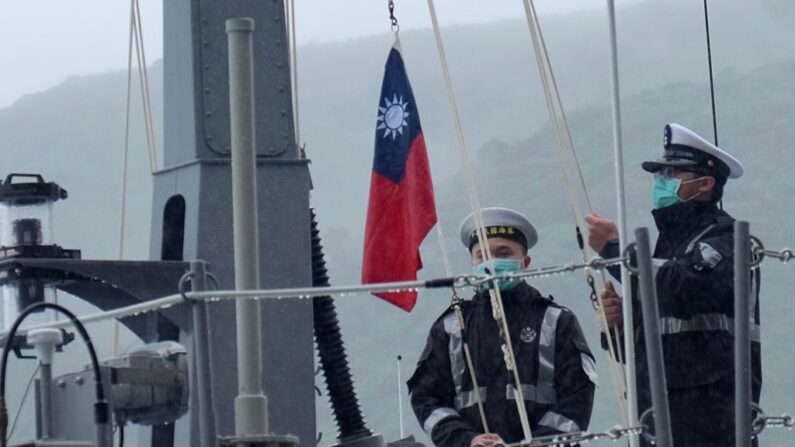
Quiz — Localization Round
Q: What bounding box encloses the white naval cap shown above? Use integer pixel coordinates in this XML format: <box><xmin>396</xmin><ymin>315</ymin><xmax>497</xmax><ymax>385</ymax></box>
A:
<box><xmin>458</xmin><ymin>207</ymin><xmax>538</xmax><ymax>251</ymax></box>
<box><xmin>642</xmin><ymin>123</ymin><xmax>743</xmax><ymax>179</ymax></box>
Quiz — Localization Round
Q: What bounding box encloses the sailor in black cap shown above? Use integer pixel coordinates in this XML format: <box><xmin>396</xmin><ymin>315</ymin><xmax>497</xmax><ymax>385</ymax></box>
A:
<box><xmin>408</xmin><ymin>207</ymin><xmax>595</xmax><ymax>447</ymax></box>
<box><xmin>585</xmin><ymin>123</ymin><xmax>762</xmax><ymax>446</ymax></box>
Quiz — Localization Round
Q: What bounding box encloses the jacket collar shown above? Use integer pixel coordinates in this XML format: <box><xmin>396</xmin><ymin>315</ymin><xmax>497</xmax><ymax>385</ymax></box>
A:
<box><xmin>473</xmin><ymin>281</ymin><xmax>543</xmax><ymax>305</ymax></box>
<box><xmin>651</xmin><ymin>201</ymin><xmax>720</xmax><ymax>233</ymax></box>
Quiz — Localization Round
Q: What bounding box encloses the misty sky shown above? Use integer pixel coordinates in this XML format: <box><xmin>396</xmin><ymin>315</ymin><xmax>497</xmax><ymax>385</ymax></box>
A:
<box><xmin>0</xmin><ymin>0</ymin><xmax>640</xmax><ymax>108</ymax></box>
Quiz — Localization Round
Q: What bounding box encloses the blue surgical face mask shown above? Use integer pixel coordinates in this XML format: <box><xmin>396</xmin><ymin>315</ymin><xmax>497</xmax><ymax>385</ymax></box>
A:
<box><xmin>473</xmin><ymin>258</ymin><xmax>524</xmax><ymax>291</ymax></box>
<box><xmin>652</xmin><ymin>176</ymin><xmax>683</xmax><ymax>209</ymax></box>
<box><xmin>652</xmin><ymin>175</ymin><xmax>705</xmax><ymax>209</ymax></box>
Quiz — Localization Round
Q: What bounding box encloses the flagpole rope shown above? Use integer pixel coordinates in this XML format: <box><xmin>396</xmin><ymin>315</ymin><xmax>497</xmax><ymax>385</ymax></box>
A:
<box><xmin>115</xmin><ymin>0</ymin><xmax>138</xmax><ymax>358</ymax></box>
<box><xmin>427</xmin><ymin>0</ymin><xmax>534</xmax><ymax>441</ymax></box>
<box><xmin>518</xmin><ymin>7</ymin><xmax>631</xmax><ymax>418</ymax></box>
<box><xmin>435</xmin><ymin>225</ymin><xmax>454</xmax><ymax>278</ymax></box>
<box><xmin>113</xmin><ymin>0</ymin><xmax>159</xmax><ymax>358</ymax></box>
<box><xmin>132</xmin><ymin>0</ymin><xmax>158</xmax><ymax>174</ymax></box>
<box><xmin>522</xmin><ymin>0</ymin><xmax>629</xmax><ymax>423</ymax></box>
<box><xmin>394</xmin><ymin>10</ymin><xmax>470</xmax><ymax>427</ymax></box>
<box><xmin>520</xmin><ymin>0</ymin><xmax>629</xmax><ymax>423</ymax></box>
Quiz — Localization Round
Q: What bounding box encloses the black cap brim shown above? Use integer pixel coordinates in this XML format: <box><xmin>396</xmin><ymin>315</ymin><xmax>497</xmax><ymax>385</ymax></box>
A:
<box><xmin>641</xmin><ymin>158</ymin><xmax>699</xmax><ymax>173</ymax></box>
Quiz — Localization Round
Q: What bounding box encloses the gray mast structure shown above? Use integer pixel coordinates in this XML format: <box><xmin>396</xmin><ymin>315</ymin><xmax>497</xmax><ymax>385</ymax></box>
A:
<box><xmin>149</xmin><ymin>1</ymin><xmax>314</xmax><ymax>445</ymax></box>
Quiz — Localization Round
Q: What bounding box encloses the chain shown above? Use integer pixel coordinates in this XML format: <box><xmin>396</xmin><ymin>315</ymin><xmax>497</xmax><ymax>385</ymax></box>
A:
<box><xmin>755</xmin><ymin>414</ymin><xmax>795</xmax><ymax>431</ymax></box>
<box><xmin>503</xmin><ymin>425</ymin><xmax>644</xmax><ymax>447</ymax></box>
<box><xmin>752</xmin><ymin>405</ymin><xmax>794</xmax><ymax>436</ymax></box>
<box><xmin>585</xmin><ymin>273</ymin><xmax>599</xmax><ymax>310</ymax></box>
<box><xmin>756</xmin><ymin>248</ymin><xmax>794</xmax><ymax>264</ymax></box>
<box><xmin>388</xmin><ymin>0</ymin><xmax>399</xmax><ymax>33</ymax></box>
<box><xmin>750</xmin><ymin>235</ymin><xmax>793</xmax><ymax>266</ymax></box>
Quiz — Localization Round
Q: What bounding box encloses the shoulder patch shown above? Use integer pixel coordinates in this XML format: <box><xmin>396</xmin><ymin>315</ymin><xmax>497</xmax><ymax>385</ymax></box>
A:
<box><xmin>694</xmin><ymin>241</ymin><xmax>724</xmax><ymax>271</ymax></box>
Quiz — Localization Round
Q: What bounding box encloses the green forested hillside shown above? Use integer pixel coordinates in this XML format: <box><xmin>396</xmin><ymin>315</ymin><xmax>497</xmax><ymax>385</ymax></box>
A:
<box><xmin>1</xmin><ymin>0</ymin><xmax>793</xmax><ymax>445</ymax></box>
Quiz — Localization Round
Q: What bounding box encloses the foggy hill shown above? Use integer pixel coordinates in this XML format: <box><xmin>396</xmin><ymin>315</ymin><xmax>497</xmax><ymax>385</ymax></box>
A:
<box><xmin>1</xmin><ymin>0</ymin><xmax>794</xmax><ymax>445</ymax></box>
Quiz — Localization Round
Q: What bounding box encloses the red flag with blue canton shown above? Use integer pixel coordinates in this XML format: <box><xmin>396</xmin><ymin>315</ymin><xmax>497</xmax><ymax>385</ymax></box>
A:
<box><xmin>362</xmin><ymin>42</ymin><xmax>438</xmax><ymax>312</ymax></box>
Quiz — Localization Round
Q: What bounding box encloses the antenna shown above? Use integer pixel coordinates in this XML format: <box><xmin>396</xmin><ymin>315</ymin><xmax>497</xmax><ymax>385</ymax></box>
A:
<box><xmin>397</xmin><ymin>355</ymin><xmax>404</xmax><ymax>438</ymax></box>
<box><xmin>703</xmin><ymin>0</ymin><xmax>718</xmax><ymax>146</ymax></box>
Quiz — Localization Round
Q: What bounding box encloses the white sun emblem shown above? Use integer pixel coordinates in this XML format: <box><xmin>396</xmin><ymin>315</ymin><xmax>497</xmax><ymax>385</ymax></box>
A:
<box><xmin>377</xmin><ymin>94</ymin><xmax>410</xmax><ymax>140</ymax></box>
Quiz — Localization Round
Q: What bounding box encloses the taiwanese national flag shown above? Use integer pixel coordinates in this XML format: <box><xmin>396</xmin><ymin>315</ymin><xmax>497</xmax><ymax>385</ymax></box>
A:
<box><xmin>361</xmin><ymin>42</ymin><xmax>438</xmax><ymax>312</ymax></box>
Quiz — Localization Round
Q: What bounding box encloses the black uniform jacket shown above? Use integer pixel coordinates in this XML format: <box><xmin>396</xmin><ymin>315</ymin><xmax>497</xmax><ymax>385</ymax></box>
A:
<box><xmin>407</xmin><ymin>282</ymin><xmax>596</xmax><ymax>447</ymax></box>
<box><xmin>602</xmin><ymin>201</ymin><xmax>762</xmax><ymax>445</ymax></box>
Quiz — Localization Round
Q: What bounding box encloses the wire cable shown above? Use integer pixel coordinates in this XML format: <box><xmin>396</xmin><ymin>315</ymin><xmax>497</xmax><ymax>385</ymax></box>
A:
<box><xmin>0</xmin><ymin>302</ymin><xmax>107</xmax><ymax>447</ymax></box>
<box><xmin>703</xmin><ymin>0</ymin><xmax>719</xmax><ymax>146</ymax></box>
<box><xmin>4</xmin><ymin>365</ymin><xmax>39</xmax><ymax>443</ymax></box>
<box><xmin>0</xmin><ymin>256</ymin><xmax>627</xmax><ymax>341</ymax></box>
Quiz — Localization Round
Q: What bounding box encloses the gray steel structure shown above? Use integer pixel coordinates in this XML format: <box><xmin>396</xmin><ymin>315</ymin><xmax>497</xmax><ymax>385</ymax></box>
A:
<box><xmin>148</xmin><ymin>0</ymin><xmax>314</xmax><ymax>445</ymax></box>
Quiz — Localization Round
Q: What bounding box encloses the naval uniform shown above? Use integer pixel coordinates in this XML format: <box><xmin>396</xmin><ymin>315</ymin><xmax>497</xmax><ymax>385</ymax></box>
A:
<box><xmin>602</xmin><ymin>201</ymin><xmax>762</xmax><ymax>446</ymax></box>
<box><xmin>408</xmin><ymin>282</ymin><xmax>596</xmax><ymax>447</ymax></box>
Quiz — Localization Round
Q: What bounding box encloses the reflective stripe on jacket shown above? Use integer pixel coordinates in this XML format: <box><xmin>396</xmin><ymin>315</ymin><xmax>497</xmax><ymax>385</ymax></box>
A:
<box><xmin>407</xmin><ymin>282</ymin><xmax>596</xmax><ymax>447</ymax></box>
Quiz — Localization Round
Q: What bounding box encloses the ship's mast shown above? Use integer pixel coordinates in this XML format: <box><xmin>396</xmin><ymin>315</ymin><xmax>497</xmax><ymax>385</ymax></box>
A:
<box><xmin>150</xmin><ymin>0</ymin><xmax>314</xmax><ymax>445</ymax></box>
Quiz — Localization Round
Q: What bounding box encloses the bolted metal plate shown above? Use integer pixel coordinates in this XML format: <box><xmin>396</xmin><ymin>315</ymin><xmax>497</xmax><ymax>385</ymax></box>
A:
<box><xmin>198</xmin><ymin>0</ymin><xmax>295</xmax><ymax>157</ymax></box>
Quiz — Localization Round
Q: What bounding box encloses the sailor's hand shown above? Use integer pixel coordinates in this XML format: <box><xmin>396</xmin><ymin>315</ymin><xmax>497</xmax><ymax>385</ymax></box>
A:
<box><xmin>585</xmin><ymin>212</ymin><xmax>619</xmax><ymax>252</ymax></box>
<box><xmin>470</xmin><ymin>433</ymin><xmax>505</xmax><ymax>447</ymax></box>
<box><xmin>602</xmin><ymin>281</ymin><xmax>623</xmax><ymax>329</ymax></box>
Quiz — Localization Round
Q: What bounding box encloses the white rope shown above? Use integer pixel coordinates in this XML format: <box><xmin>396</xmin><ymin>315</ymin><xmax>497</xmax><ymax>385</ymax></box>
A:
<box><xmin>132</xmin><ymin>0</ymin><xmax>158</xmax><ymax>174</ymax></box>
<box><xmin>520</xmin><ymin>0</ymin><xmax>629</xmax><ymax>423</ymax></box>
<box><xmin>435</xmin><ymin>225</ymin><xmax>454</xmax><ymax>277</ymax></box>
<box><xmin>136</xmin><ymin>0</ymin><xmax>158</xmax><ymax>172</ymax></box>
<box><xmin>114</xmin><ymin>0</ymin><xmax>139</xmax><ymax>357</ymax></box>
<box><xmin>427</xmin><ymin>0</ymin><xmax>533</xmax><ymax>440</ymax></box>
<box><xmin>112</xmin><ymin>0</ymin><xmax>159</xmax><ymax>356</ymax></box>
<box><xmin>521</xmin><ymin>0</ymin><xmax>629</xmax><ymax>421</ymax></box>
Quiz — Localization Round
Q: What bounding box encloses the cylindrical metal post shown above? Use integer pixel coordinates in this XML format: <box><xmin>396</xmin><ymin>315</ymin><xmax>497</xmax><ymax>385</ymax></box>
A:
<box><xmin>606</xmin><ymin>2</ymin><xmax>639</xmax><ymax>445</ymax></box>
<box><xmin>95</xmin><ymin>416</ymin><xmax>111</xmax><ymax>447</ymax></box>
<box><xmin>27</xmin><ymin>327</ymin><xmax>62</xmax><ymax>441</ymax></box>
<box><xmin>39</xmin><ymin>363</ymin><xmax>53</xmax><ymax>438</ymax></box>
<box><xmin>227</xmin><ymin>17</ymin><xmax>269</xmax><ymax>437</ymax></box>
<box><xmin>734</xmin><ymin>221</ymin><xmax>751</xmax><ymax>446</ymax></box>
<box><xmin>634</xmin><ymin>227</ymin><xmax>673</xmax><ymax>447</ymax></box>
<box><xmin>191</xmin><ymin>260</ymin><xmax>219</xmax><ymax>447</ymax></box>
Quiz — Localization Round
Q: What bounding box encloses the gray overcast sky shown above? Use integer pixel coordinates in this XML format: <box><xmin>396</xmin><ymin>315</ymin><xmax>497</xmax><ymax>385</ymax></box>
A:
<box><xmin>0</xmin><ymin>0</ymin><xmax>639</xmax><ymax>108</ymax></box>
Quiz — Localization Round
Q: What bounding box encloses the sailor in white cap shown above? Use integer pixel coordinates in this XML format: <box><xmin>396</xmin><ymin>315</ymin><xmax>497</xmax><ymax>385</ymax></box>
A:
<box><xmin>457</xmin><ymin>207</ymin><xmax>538</xmax><ymax>288</ymax></box>
<box><xmin>408</xmin><ymin>207</ymin><xmax>596</xmax><ymax>447</ymax></box>
<box><xmin>585</xmin><ymin>123</ymin><xmax>761</xmax><ymax>446</ymax></box>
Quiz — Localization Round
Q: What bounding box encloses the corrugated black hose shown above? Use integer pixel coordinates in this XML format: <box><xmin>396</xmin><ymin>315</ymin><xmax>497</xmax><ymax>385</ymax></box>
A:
<box><xmin>311</xmin><ymin>209</ymin><xmax>372</xmax><ymax>441</ymax></box>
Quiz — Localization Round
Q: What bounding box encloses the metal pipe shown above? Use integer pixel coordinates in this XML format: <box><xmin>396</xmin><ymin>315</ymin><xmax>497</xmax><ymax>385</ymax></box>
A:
<box><xmin>39</xmin><ymin>363</ymin><xmax>53</xmax><ymax>439</ymax></box>
<box><xmin>227</xmin><ymin>17</ymin><xmax>269</xmax><ymax>437</ymax></box>
<box><xmin>190</xmin><ymin>260</ymin><xmax>218</xmax><ymax>447</ymax></box>
<box><xmin>95</xmin><ymin>413</ymin><xmax>111</xmax><ymax>447</ymax></box>
<box><xmin>634</xmin><ymin>227</ymin><xmax>672</xmax><ymax>447</ymax></box>
<box><xmin>605</xmin><ymin>3</ymin><xmax>638</xmax><ymax>445</ymax></box>
<box><xmin>734</xmin><ymin>221</ymin><xmax>751</xmax><ymax>446</ymax></box>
